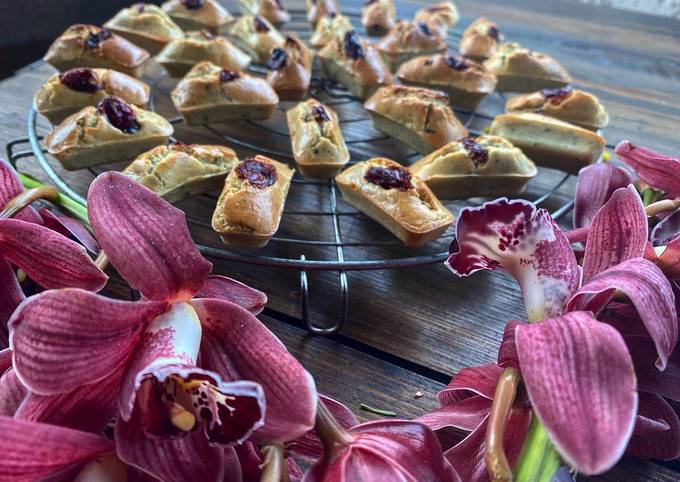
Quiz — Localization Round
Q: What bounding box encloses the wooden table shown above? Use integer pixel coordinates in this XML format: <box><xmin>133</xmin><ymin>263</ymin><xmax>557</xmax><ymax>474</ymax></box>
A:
<box><xmin>2</xmin><ymin>0</ymin><xmax>680</xmax><ymax>480</ymax></box>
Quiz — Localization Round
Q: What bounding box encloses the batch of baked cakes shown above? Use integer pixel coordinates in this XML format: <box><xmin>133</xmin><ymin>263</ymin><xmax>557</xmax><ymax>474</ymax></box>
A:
<box><xmin>35</xmin><ymin>0</ymin><xmax>608</xmax><ymax>248</ymax></box>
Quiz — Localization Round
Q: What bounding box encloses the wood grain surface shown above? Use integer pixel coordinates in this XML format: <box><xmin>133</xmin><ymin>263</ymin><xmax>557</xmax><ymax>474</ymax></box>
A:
<box><xmin>2</xmin><ymin>0</ymin><xmax>679</xmax><ymax>479</ymax></box>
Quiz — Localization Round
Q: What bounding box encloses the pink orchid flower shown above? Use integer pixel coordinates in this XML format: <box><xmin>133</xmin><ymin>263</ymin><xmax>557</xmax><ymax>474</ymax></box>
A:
<box><xmin>8</xmin><ymin>172</ymin><xmax>317</xmax><ymax>478</ymax></box>
<box><xmin>0</xmin><ymin>159</ymin><xmax>107</xmax><ymax>348</ymax></box>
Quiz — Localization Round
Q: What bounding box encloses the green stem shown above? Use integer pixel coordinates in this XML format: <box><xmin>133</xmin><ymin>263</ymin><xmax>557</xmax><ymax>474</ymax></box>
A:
<box><xmin>513</xmin><ymin>418</ymin><xmax>560</xmax><ymax>482</ymax></box>
<box><xmin>19</xmin><ymin>173</ymin><xmax>89</xmax><ymax>226</ymax></box>
<box><xmin>359</xmin><ymin>404</ymin><xmax>397</xmax><ymax>417</ymax></box>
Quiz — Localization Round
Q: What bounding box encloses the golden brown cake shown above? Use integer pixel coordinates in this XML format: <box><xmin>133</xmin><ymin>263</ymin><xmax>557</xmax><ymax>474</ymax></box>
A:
<box><xmin>459</xmin><ymin>17</ymin><xmax>501</xmax><ymax>61</ymax></box>
<box><xmin>364</xmin><ymin>85</ymin><xmax>468</xmax><ymax>154</ymax></box>
<box><xmin>335</xmin><ymin>157</ymin><xmax>453</xmax><ymax>246</ymax></box>
<box><xmin>377</xmin><ymin>21</ymin><xmax>447</xmax><ymax>71</ymax></box>
<box><xmin>266</xmin><ymin>35</ymin><xmax>313</xmax><ymax>101</ymax></box>
<box><xmin>44</xmin><ymin>24</ymin><xmax>150</xmax><ymax>77</ymax></box>
<box><xmin>361</xmin><ymin>0</ymin><xmax>397</xmax><ymax>36</ymax></box>
<box><xmin>318</xmin><ymin>31</ymin><xmax>393</xmax><ymax>99</ymax></box>
<box><xmin>156</xmin><ymin>30</ymin><xmax>251</xmax><ymax>78</ymax></box>
<box><xmin>239</xmin><ymin>0</ymin><xmax>290</xmax><ymax>25</ymax></box>
<box><xmin>228</xmin><ymin>14</ymin><xmax>285</xmax><ymax>63</ymax></box>
<box><xmin>212</xmin><ymin>155</ymin><xmax>294</xmax><ymax>247</ymax></box>
<box><xmin>161</xmin><ymin>0</ymin><xmax>234</xmax><ymax>33</ymax></box>
<box><xmin>396</xmin><ymin>54</ymin><xmax>496</xmax><ymax>111</ymax></box>
<box><xmin>483</xmin><ymin>43</ymin><xmax>572</xmax><ymax>92</ymax></box>
<box><xmin>44</xmin><ymin>96</ymin><xmax>173</xmax><ymax>170</ymax></box>
<box><xmin>306</xmin><ymin>0</ymin><xmax>339</xmax><ymax>25</ymax></box>
<box><xmin>34</xmin><ymin>68</ymin><xmax>150</xmax><ymax>125</ymax></box>
<box><xmin>490</xmin><ymin>112</ymin><xmax>605</xmax><ymax>173</ymax></box>
<box><xmin>286</xmin><ymin>100</ymin><xmax>350</xmax><ymax>178</ymax></box>
<box><xmin>413</xmin><ymin>2</ymin><xmax>460</xmax><ymax>37</ymax></box>
<box><xmin>410</xmin><ymin>135</ymin><xmax>537</xmax><ymax>199</ymax></box>
<box><xmin>310</xmin><ymin>14</ymin><xmax>353</xmax><ymax>48</ymax></box>
<box><xmin>171</xmin><ymin>61</ymin><xmax>279</xmax><ymax>125</ymax></box>
<box><xmin>104</xmin><ymin>3</ymin><xmax>184</xmax><ymax>54</ymax></box>
<box><xmin>505</xmin><ymin>86</ymin><xmax>609</xmax><ymax>130</ymax></box>
<box><xmin>124</xmin><ymin>143</ymin><xmax>239</xmax><ymax>202</ymax></box>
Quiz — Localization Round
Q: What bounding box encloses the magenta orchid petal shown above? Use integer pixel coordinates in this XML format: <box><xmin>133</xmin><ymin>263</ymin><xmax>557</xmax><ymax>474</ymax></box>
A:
<box><xmin>418</xmin><ymin>395</ymin><xmax>491</xmax><ymax>433</ymax></box>
<box><xmin>568</xmin><ymin>258</ymin><xmax>677</xmax><ymax>369</ymax></box>
<box><xmin>234</xmin><ymin>443</ymin><xmax>263</xmax><ymax>480</ymax></box>
<box><xmin>116</xmin><ymin>407</ymin><xmax>226</xmax><ymax>482</ymax></box>
<box><xmin>516</xmin><ymin>311</ymin><xmax>637</xmax><ymax>475</ymax></box>
<box><xmin>223</xmin><ymin>448</ymin><xmax>244</xmax><ymax>482</ymax></box>
<box><xmin>193</xmin><ymin>298</ymin><xmax>317</xmax><ymax>444</ymax></box>
<box><xmin>565</xmin><ymin>227</ymin><xmax>589</xmax><ymax>245</ymax></box>
<box><xmin>581</xmin><ymin>186</ymin><xmax>647</xmax><ymax>282</ymax></box>
<box><xmin>38</xmin><ymin>208</ymin><xmax>100</xmax><ymax>254</ymax></box>
<box><xmin>574</xmin><ymin>163</ymin><xmax>633</xmax><ymax>229</ymax></box>
<box><xmin>0</xmin><ymin>158</ymin><xmax>24</xmax><ymax>208</ymax></box>
<box><xmin>615</xmin><ymin>140</ymin><xmax>680</xmax><ymax>197</ymax></box>
<box><xmin>0</xmin><ymin>219</ymin><xmax>107</xmax><ymax>291</ymax></box>
<box><xmin>0</xmin><ymin>415</ymin><xmax>114</xmax><ymax>482</ymax></box>
<box><xmin>657</xmin><ymin>237</ymin><xmax>680</xmax><ymax>280</ymax></box>
<box><xmin>0</xmin><ymin>256</ymin><xmax>24</xmax><ymax>348</ymax></box>
<box><xmin>0</xmin><ymin>368</ymin><xmax>27</xmax><ymax>416</ymax></box>
<box><xmin>0</xmin><ymin>347</ymin><xmax>11</xmax><ymax>372</ymax></box>
<box><xmin>9</xmin><ymin>289</ymin><xmax>166</xmax><ymax>395</ymax></box>
<box><xmin>442</xmin><ymin>364</ymin><xmax>504</xmax><ymax>403</ymax></box>
<box><xmin>498</xmin><ymin>320</ymin><xmax>522</xmax><ymax>369</ymax></box>
<box><xmin>88</xmin><ymin>172</ymin><xmax>211</xmax><ymax>302</ymax></box>
<box><xmin>627</xmin><ymin>336</ymin><xmax>680</xmax><ymax>402</ymax></box>
<box><xmin>651</xmin><ymin>207</ymin><xmax>680</xmax><ymax>246</ymax></box>
<box><xmin>447</xmin><ymin>198</ymin><xmax>579</xmax><ymax>320</ymax></box>
<box><xmin>196</xmin><ymin>275</ymin><xmax>268</xmax><ymax>315</ymax></box>
<box><xmin>303</xmin><ymin>420</ymin><xmax>461</xmax><ymax>482</ymax></box>
<box><xmin>626</xmin><ymin>392</ymin><xmax>680</xmax><ymax>461</ymax></box>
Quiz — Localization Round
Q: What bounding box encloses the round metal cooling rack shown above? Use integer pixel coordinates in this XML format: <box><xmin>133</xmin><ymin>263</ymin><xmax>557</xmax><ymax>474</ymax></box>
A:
<box><xmin>10</xmin><ymin>7</ymin><xmax>607</xmax><ymax>334</ymax></box>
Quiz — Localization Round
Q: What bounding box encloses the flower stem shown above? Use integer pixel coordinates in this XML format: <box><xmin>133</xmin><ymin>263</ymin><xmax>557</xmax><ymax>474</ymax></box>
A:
<box><xmin>95</xmin><ymin>252</ymin><xmax>109</xmax><ymax>271</ymax></box>
<box><xmin>645</xmin><ymin>198</ymin><xmax>680</xmax><ymax>217</ymax></box>
<box><xmin>260</xmin><ymin>444</ymin><xmax>289</xmax><ymax>482</ymax></box>
<box><xmin>485</xmin><ymin>367</ymin><xmax>520</xmax><ymax>482</ymax></box>
<box><xmin>315</xmin><ymin>398</ymin><xmax>353</xmax><ymax>458</ymax></box>
<box><xmin>0</xmin><ymin>186</ymin><xmax>59</xmax><ymax>219</ymax></box>
<box><xmin>18</xmin><ymin>173</ymin><xmax>89</xmax><ymax>226</ymax></box>
<box><xmin>513</xmin><ymin>418</ymin><xmax>560</xmax><ymax>482</ymax></box>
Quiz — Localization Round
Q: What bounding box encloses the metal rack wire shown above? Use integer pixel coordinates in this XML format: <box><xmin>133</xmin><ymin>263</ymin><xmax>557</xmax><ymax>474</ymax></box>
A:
<box><xmin>8</xmin><ymin>8</ymin><xmax>602</xmax><ymax>334</ymax></box>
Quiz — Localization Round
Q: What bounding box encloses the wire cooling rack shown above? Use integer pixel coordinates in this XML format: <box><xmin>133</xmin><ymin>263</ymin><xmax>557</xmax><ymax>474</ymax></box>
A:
<box><xmin>8</xmin><ymin>8</ymin><xmax>607</xmax><ymax>334</ymax></box>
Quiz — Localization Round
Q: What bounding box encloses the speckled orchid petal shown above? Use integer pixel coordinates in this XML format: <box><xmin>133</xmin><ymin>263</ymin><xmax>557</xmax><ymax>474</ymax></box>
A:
<box><xmin>0</xmin><ymin>257</ymin><xmax>23</xmax><ymax>348</ymax></box>
<box><xmin>498</xmin><ymin>320</ymin><xmax>522</xmax><ymax>369</ymax></box>
<box><xmin>196</xmin><ymin>275</ymin><xmax>267</xmax><ymax>315</ymax></box>
<box><xmin>0</xmin><ymin>368</ymin><xmax>26</xmax><ymax>416</ymax></box>
<box><xmin>615</xmin><ymin>141</ymin><xmax>680</xmax><ymax>197</ymax></box>
<box><xmin>87</xmin><ymin>171</ymin><xmax>212</xmax><ymax>302</ymax></box>
<box><xmin>516</xmin><ymin>311</ymin><xmax>637</xmax><ymax>475</ymax></box>
<box><xmin>303</xmin><ymin>420</ymin><xmax>461</xmax><ymax>482</ymax></box>
<box><xmin>116</xmin><ymin>406</ymin><xmax>226</xmax><ymax>482</ymax></box>
<box><xmin>38</xmin><ymin>208</ymin><xmax>99</xmax><ymax>254</ymax></box>
<box><xmin>651</xmin><ymin>208</ymin><xmax>680</xmax><ymax>246</ymax></box>
<box><xmin>9</xmin><ymin>289</ymin><xmax>166</xmax><ymax>395</ymax></box>
<box><xmin>568</xmin><ymin>258</ymin><xmax>677</xmax><ymax>370</ymax></box>
<box><xmin>0</xmin><ymin>415</ymin><xmax>114</xmax><ymax>482</ymax></box>
<box><xmin>574</xmin><ymin>163</ymin><xmax>633</xmax><ymax>229</ymax></box>
<box><xmin>0</xmin><ymin>219</ymin><xmax>107</xmax><ymax>292</ymax></box>
<box><xmin>194</xmin><ymin>298</ymin><xmax>317</xmax><ymax>444</ymax></box>
<box><xmin>447</xmin><ymin>198</ymin><xmax>579</xmax><ymax>320</ymax></box>
<box><xmin>657</xmin><ymin>237</ymin><xmax>680</xmax><ymax>280</ymax></box>
<box><xmin>581</xmin><ymin>186</ymin><xmax>647</xmax><ymax>282</ymax></box>
<box><xmin>626</xmin><ymin>392</ymin><xmax>680</xmax><ymax>461</ymax></box>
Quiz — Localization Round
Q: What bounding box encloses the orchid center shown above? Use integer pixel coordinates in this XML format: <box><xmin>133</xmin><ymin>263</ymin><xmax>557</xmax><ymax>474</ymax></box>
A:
<box><xmin>145</xmin><ymin>301</ymin><xmax>203</xmax><ymax>365</ymax></box>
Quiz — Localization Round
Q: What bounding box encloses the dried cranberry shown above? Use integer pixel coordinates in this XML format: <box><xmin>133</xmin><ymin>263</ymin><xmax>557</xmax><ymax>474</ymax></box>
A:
<box><xmin>365</xmin><ymin>165</ymin><xmax>413</xmax><ymax>191</ymax></box>
<box><xmin>59</xmin><ymin>68</ymin><xmax>101</xmax><ymax>93</ymax></box>
<box><xmin>364</xmin><ymin>0</ymin><xmax>378</xmax><ymax>4</ymax></box>
<box><xmin>487</xmin><ymin>26</ymin><xmax>500</xmax><ymax>41</ymax></box>
<box><xmin>97</xmin><ymin>96</ymin><xmax>140</xmax><ymax>134</ymax></box>
<box><xmin>461</xmin><ymin>137</ymin><xmax>488</xmax><ymax>166</ymax></box>
<box><xmin>312</xmin><ymin>105</ymin><xmax>330</xmax><ymax>122</ymax></box>
<box><xmin>266</xmin><ymin>48</ymin><xmax>288</xmax><ymax>71</ymax></box>
<box><xmin>85</xmin><ymin>28</ymin><xmax>112</xmax><ymax>49</ymax></box>
<box><xmin>254</xmin><ymin>16</ymin><xmax>270</xmax><ymax>33</ymax></box>
<box><xmin>424</xmin><ymin>59</ymin><xmax>433</xmax><ymax>66</ymax></box>
<box><xmin>182</xmin><ymin>0</ymin><xmax>204</xmax><ymax>9</ymax></box>
<box><xmin>445</xmin><ymin>56</ymin><xmax>469</xmax><ymax>71</ymax></box>
<box><xmin>219</xmin><ymin>69</ymin><xmax>240</xmax><ymax>82</ymax></box>
<box><xmin>343</xmin><ymin>31</ymin><xmax>364</xmax><ymax>60</ymax></box>
<box><xmin>236</xmin><ymin>158</ymin><xmax>277</xmax><ymax>188</ymax></box>
<box><xmin>418</xmin><ymin>21</ymin><xmax>433</xmax><ymax>37</ymax></box>
<box><xmin>541</xmin><ymin>85</ymin><xmax>573</xmax><ymax>105</ymax></box>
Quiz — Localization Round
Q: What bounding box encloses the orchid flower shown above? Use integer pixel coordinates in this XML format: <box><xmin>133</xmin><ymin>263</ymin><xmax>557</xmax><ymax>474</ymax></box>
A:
<box><xmin>9</xmin><ymin>172</ymin><xmax>317</xmax><ymax>478</ymax></box>
<box><xmin>0</xmin><ymin>159</ymin><xmax>107</xmax><ymax>348</ymax></box>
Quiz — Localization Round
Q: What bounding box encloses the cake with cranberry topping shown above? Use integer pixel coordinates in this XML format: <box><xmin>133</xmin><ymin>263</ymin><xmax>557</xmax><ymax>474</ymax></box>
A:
<box><xmin>318</xmin><ymin>31</ymin><xmax>393</xmax><ymax>99</ymax></box>
<box><xmin>212</xmin><ymin>155</ymin><xmax>294</xmax><ymax>247</ymax></box>
<box><xmin>239</xmin><ymin>0</ymin><xmax>290</xmax><ymax>25</ymax></box>
<box><xmin>156</xmin><ymin>30</ymin><xmax>251</xmax><ymax>77</ymax></box>
<box><xmin>44</xmin><ymin>24</ymin><xmax>150</xmax><ymax>77</ymax></box>
<box><xmin>161</xmin><ymin>0</ymin><xmax>233</xmax><ymax>33</ymax></box>
<box><xmin>310</xmin><ymin>14</ymin><xmax>353</xmax><ymax>48</ymax></box>
<box><xmin>459</xmin><ymin>17</ymin><xmax>501</xmax><ymax>61</ymax></box>
<box><xmin>34</xmin><ymin>68</ymin><xmax>150</xmax><ymax>125</ymax></box>
<box><xmin>505</xmin><ymin>87</ymin><xmax>609</xmax><ymax>130</ymax></box>
<box><xmin>104</xmin><ymin>4</ymin><xmax>183</xmax><ymax>54</ymax></box>
<box><xmin>45</xmin><ymin>96</ymin><xmax>173</xmax><ymax>170</ymax></box>
<box><xmin>306</xmin><ymin>0</ymin><xmax>339</xmax><ymax>25</ymax></box>
<box><xmin>413</xmin><ymin>2</ymin><xmax>460</xmax><ymax>37</ymax></box>
<box><xmin>377</xmin><ymin>21</ymin><xmax>447</xmax><ymax>71</ymax></box>
<box><xmin>171</xmin><ymin>61</ymin><xmax>279</xmax><ymax>125</ymax></box>
<box><xmin>410</xmin><ymin>135</ymin><xmax>537</xmax><ymax>199</ymax></box>
<box><xmin>361</xmin><ymin>0</ymin><xmax>397</xmax><ymax>36</ymax></box>
<box><xmin>364</xmin><ymin>85</ymin><xmax>468</xmax><ymax>154</ymax></box>
<box><xmin>286</xmin><ymin>100</ymin><xmax>349</xmax><ymax>178</ymax></box>
<box><xmin>265</xmin><ymin>34</ymin><xmax>313</xmax><ymax>100</ymax></box>
<box><xmin>228</xmin><ymin>14</ymin><xmax>285</xmax><ymax>63</ymax></box>
<box><xmin>335</xmin><ymin>157</ymin><xmax>453</xmax><ymax>246</ymax></box>
<box><xmin>396</xmin><ymin>54</ymin><xmax>497</xmax><ymax>110</ymax></box>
